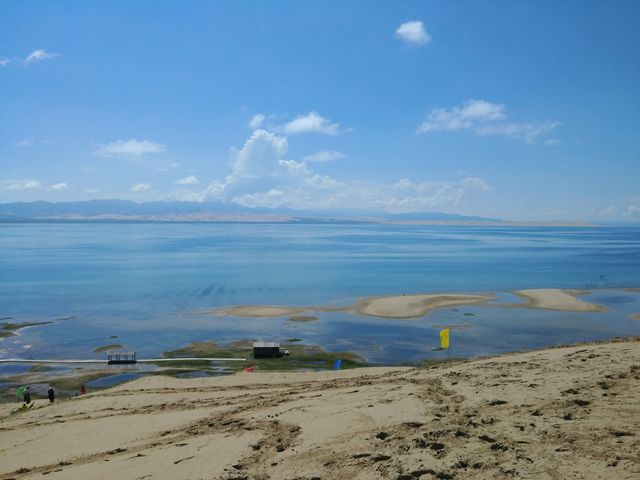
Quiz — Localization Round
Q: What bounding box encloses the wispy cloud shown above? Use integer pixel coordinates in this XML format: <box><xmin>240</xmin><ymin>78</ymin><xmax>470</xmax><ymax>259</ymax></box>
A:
<box><xmin>131</xmin><ymin>182</ymin><xmax>152</xmax><ymax>193</ymax></box>
<box><xmin>0</xmin><ymin>58</ymin><xmax>10</xmax><ymax>67</ymax></box>
<box><xmin>303</xmin><ymin>150</ymin><xmax>347</xmax><ymax>163</ymax></box>
<box><xmin>249</xmin><ymin>113</ymin><xmax>266</xmax><ymax>129</ymax></box>
<box><xmin>418</xmin><ymin>99</ymin><xmax>559</xmax><ymax>143</ymax></box>
<box><xmin>153</xmin><ymin>162</ymin><xmax>180</xmax><ymax>172</ymax></box>
<box><xmin>95</xmin><ymin>139</ymin><xmax>165</xmax><ymax>159</ymax></box>
<box><xmin>176</xmin><ymin>175</ymin><xmax>199</xmax><ymax>185</ymax></box>
<box><xmin>48</xmin><ymin>182</ymin><xmax>68</xmax><ymax>191</ymax></box>
<box><xmin>281</xmin><ymin>111</ymin><xmax>345</xmax><ymax>136</ymax></box>
<box><xmin>396</xmin><ymin>21</ymin><xmax>431</xmax><ymax>46</ymax></box>
<box><xmin>25</xmin><ymin>49</ymin><xmax>58</xmax><ymax>64</ymax></box>
<box><xmin>1</xmin><ymin>179</ymin><xmax>41</xmax><ymax>191</ymax></box>
<box><xmin>15</xmin><ymin>138</ymin><xmax>36</xmax><ymax>147</ymax></box>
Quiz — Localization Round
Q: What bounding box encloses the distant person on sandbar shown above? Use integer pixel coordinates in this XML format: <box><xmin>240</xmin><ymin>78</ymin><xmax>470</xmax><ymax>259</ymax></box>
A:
<box><xmin>80</xmin><ymin>385</ymin><xmax>86</xmax><ymax>395</ymax></box>
<box><xmin>23</xmin><ymin>386</ymin><xmax>31</xmax><ymax>404</ymax></box>
<box><xmin>48</xmin><ymin>385</ymin><xmax>55</xmax><ymax>403</ymax></box>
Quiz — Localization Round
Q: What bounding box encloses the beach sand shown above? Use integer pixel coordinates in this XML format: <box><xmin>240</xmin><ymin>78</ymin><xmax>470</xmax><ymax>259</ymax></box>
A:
<box><xmin>354</xmin><ymin>294</ymin><xmax>493</xmax><ymax>319</ymax></box>
<box><xmin>514</xmin><ymin>289</ymin><xmax>605</xmax><ymax>312</ymax></box>
<box><xmin>2</xmin><ymin>338</ymin><xmax>638</xmax><ymax>479</ymax></box>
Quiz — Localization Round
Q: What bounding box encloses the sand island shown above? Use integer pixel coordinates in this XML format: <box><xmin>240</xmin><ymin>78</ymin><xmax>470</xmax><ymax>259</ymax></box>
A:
<box><xmin>514</xmin><ymin>289</ymin><xmax>605</xmax><ymax>312</ymax></box>
<box><xmin>204</xmin><ymin>289</ymin><xmax>608</xmax><ymax>321</ymax></box>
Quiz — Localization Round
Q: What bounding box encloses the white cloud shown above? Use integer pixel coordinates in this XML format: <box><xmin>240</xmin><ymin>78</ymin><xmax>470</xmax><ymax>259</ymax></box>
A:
<box><xmin>25</xmin><ymin>49</ymin><xmax>58</xmax><ymax>64</ymax></box>
<box><xmin>176</xmin><ymin>175</ymin><xmax>199</xmax><ymax>185</ymax></box>
<box><xmin>231</xmin><ymin>129</ymin><xmax>289</xmax><ymax>178</ymax></box>
<box><xmin>15</xmin><ymin>138</ymin><xmax>35</xmax><ymax>147</ymax></box>
<box><xmin>49</xmin><ymin>182</ymin><xmax>68</xmax><ymax>191</ymax></box>
<box><xmin>624</xmin><ymin>206</ymin><xmax>640</xmax><ymax>218</ymax></box>
<box><xmin>418</xmin><ymin>100</ymin><xmax>506</xmax><ymax>133</ymax></box>
<box><xmin>418</xmin><ymin>99</ymin><xmax>559</xmax><ymax>143</ymax></box>
<box><xmin>282</xmin><ymin>111</ymin><xmax>344</xmax><ymax>136</ymax></box>
<box><xmin>2</xmin><ymin>179</ymin><xmax>41</xmax><ymax>191</ymax></box>
<box><xmin>303</xmin><ymin>150</ymin><xmax>347</xmax><ymax>162</ymax></box>
<box><xmin>95</xmin><ymin>139</ymin><xmax>165</xmax><ymax>159</ymax></box>
<box><xmin>249</xmin><ymin>114</ymin><xmax>266</xmax><ymax>129</ymax></box>
<box><xmin>131</xmin><ymin>182</ymin><xmax>152</xmax><ymax>193</ymax></box>
<box><xmin>0</xmin><ymin>58</ymin><xmax>10</xmax><ymax>67</ymax></box>
<box><xmin>460</xmin><ymin>177</ymin><xmax>493</xmax><ymax>191</ymax></box>
<box><xmin>476</xmin><ymin>121</ymin><xmax>560</xmax><ymax>144</ymax></box>
<box><xmin>395</xmin><ymin>21</ymin><xmax>431</xmax><ymax>46</ymax></box>
<box><xmin>169</xmin><ymin>131</ymin><xmax>491</xmax><ymax>213</ymax></box>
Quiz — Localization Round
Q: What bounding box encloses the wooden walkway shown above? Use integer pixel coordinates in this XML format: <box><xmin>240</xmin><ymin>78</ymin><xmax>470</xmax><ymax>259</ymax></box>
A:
<box><xmin>0</xmin><ymin>357</ymin><xmax>247</xmax><ymax>364</ymax></box>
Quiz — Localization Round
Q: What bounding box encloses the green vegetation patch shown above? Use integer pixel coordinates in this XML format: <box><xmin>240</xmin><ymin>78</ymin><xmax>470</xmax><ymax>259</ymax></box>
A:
<box><xmin>288</xmin><ymin>315</ymin><xmax>319</xmax><ymax>322</ymax></box>
<box><xmin>1</xmin><ymin>321</ymin><xmax>53</xmax><ymax>337</ymax></box>
<box><xmin>93</xmin><ymin>344</ymin><xmax>123</xmax><ymax>352</ymax></box>
<box><xmin>164</xmin><ymin>339</ymin><xmax>367</xmax><ymax>372</ymax></box>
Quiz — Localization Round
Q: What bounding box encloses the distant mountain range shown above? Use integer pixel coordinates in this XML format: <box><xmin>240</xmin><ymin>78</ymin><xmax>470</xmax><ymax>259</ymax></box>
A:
<box><xmin>0</xmin><ymin>200</ymin><xmax>500</xmax><ymax>224</ymax></box>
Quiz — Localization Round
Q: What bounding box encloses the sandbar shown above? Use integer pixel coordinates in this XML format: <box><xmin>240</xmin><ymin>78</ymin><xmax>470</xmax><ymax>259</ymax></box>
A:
<box><xmin>515</xmin><ymin>289</ymin><xmax>605</xmax><ymax>312</ymax></box>
<box><xmin>1</xmin><ymin>338</ymin><xmax>638</xmax><ymax>479</ymax></box>
<box><xmin>353</xmin><ymin>293</ymin><xmax>493</xmax><ymax>319</ymax></box>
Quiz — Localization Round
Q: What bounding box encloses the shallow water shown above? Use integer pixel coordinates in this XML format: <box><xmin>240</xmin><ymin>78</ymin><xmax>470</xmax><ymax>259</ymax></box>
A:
<box><xmin>1</xmin><ymin>223</ymin><xmax>639</xmax><ymax>368</ymax></box>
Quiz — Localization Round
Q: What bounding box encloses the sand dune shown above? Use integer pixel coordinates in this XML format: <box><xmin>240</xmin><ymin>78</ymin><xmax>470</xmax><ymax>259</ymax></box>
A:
<box><xmin>2</xmin><ymin>338</ymin><xmax>638</xmax><ymax>479</ymax></box>
<box><xmin>514</xmin><ymin>289</ymin><xmax>605</xmax><ymax>312</ymax></box>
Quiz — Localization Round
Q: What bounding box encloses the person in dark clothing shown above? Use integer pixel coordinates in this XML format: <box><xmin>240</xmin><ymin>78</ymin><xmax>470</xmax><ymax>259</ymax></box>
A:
<box><xmin>23</xmin><ymin>386</ymin><xmax>31</xmax><ymax>404</ymax></box>
<box><xmin>48</xmin><ymin>386</ymin><xmax>55</xmax><ymax>403</ymax></box>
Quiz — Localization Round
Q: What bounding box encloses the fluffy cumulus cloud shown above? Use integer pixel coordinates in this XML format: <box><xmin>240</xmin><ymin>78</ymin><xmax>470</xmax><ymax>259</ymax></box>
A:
<box><xmin>49</xmin><ymin>182</ymin><xmax>69</xmax><ymax>191</ymax></box>
<box><xmin>396</xmin><ymin>21</ymin><xmax>431</xmax><ymax>46</ymax></box>
<box><xmin>131</xmin><ymin>182</ymin><xmax>152</xmax><ymax>193</ymax></box>
<box><xmin>169</xmin><ymin>130</ymin><xmax>492</xmax><ymax>213</ymax></box>
<box><xmin>95</xmin><ymin>139</ymin><xmax>165</xmax><ymax>159</ymax></box>
<box><xmin>418</xmin><ymin>100</ymin><xmax>559</xmax><ymax>143</ymax></box>
<box><xmin>176</xmin><ymin>175</ymin><xmax>199</xmax><ymax>185</ymax></box>
<box><xmin>25</xmin><ymin>49</ymin><xmax>58</xmax><ymax>64</ymax></box>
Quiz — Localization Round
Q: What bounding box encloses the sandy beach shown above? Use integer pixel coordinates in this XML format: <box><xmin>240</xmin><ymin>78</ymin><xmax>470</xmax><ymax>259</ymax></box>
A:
<box><xmin>1</xmin><ymin>338</ymin><xmax>638</xmax><ymax>480</ymax></box>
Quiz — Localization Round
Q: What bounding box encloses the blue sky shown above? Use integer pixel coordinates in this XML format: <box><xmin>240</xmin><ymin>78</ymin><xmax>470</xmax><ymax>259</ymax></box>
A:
<box><xmin>1</xmin><ymin>1</ymin><xmax>639</xmax><ymax>220</ymax></box>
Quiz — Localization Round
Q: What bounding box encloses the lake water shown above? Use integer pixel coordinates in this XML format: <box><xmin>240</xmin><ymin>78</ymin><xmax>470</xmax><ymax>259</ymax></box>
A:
<box><xmin>1</xmin><ymin>223</ymin><xmax>639</xmax><ymax>369</ymax></box>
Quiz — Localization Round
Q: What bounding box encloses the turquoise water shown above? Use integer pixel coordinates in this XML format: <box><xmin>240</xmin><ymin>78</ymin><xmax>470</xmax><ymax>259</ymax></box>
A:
<box><xmin>1</xmin><ymin>223</ymin><xmax>639</xmax><ymax>366</ymax></box>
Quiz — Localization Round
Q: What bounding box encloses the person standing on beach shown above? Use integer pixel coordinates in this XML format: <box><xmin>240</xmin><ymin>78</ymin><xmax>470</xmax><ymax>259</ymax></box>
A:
<box><xmin>23</xmin><ymin>386</ymin><xmax>31</xmax><ymax>404</ymax></box>
<box><xmin>48</xmin><ymin>386</ymin><xmax>55</xmax><ymax>403</ymax></box>
<box><xmin>80</xmin><ymin>385</ymin><xmax>86</xmax><ymax>395</ymax></box>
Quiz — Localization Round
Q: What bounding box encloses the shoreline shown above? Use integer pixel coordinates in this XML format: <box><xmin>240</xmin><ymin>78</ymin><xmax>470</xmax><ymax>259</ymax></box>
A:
<box><xmin>1</xmin><ymin>337</ymin><xmax>638</xmax><ymax>479</ymax></box>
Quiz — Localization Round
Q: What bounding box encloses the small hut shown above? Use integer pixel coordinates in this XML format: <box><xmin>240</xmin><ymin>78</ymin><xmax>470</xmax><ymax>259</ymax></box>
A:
<box><xmin>107</xmin><ymin>351</ymin><xmax>137</xmax><ymax>365</ymax></box>
<box><xmin>253</xmin><ymin>342</ymin><xmax>288</xmax><ymax>359</ymax></box>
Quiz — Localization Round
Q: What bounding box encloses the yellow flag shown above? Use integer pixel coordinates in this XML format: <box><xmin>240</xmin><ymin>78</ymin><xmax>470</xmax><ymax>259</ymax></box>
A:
<box><xmin>440</xmin><ymin>328</ymin><xmax>450</xmax><ymax>349</ymax></box>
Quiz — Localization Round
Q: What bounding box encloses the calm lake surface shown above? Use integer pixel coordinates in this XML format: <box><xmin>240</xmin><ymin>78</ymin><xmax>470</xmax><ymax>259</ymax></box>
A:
<box><xmin>1</xmin><ymin>223</ymin><xmax>639</xmax><ymax>366</ymax></box>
